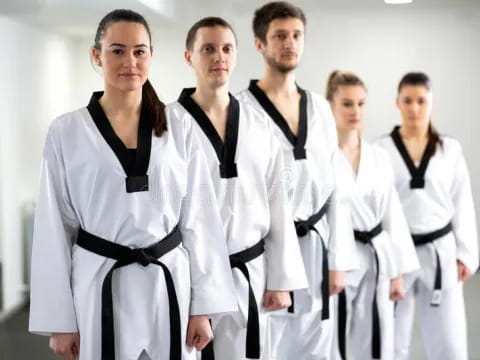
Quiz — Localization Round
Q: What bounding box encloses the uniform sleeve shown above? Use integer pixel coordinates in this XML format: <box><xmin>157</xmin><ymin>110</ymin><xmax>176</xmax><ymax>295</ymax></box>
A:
<box><xmin>179</xmin><ymin>121</ymin><xmax>237</xmax><ymax>316</ymax></box>
<box><xmin>382</xmin><ymin>156</ymin><xmax>419</xmax><ymax>276</ymax></box>
<box><xmin>322</xmin><ymin>101</ymin><xmax>357</xmax><ymax>271</ymax></box>
<box><xmin>29</xmin><ymin>125</ymin><xmax>79</xmax><ymax>335</ymax></box>
<box><xmin>450</xmin><ymin>147</ymin><xmax>479</xmax><ymax>273</ymax></box>
<box><xmin>264</xmin><ymin>134</ymin><xmax>308</xmax><ymax>291</ymax></box>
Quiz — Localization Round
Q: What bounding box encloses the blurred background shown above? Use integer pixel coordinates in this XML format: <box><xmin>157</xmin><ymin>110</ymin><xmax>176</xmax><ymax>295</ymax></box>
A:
<box><xmin>0</xmin><ymin>0</ymin><xmax>479</xmax><ymax>358</ymax></box>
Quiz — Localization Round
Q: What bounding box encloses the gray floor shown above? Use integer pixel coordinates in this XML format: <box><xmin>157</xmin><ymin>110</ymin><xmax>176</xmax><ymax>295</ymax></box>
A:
<box><xmin>0</xmin><ymin>274</ymin><xmax>479</xmax><ymax>359</ymax></box>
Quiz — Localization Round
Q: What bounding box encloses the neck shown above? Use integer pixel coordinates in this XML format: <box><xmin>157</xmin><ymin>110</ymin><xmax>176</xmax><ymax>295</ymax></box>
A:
<box><xmin>100</xmin><ymin>85</ymin><xmax>142</xmax><ymax>117</ymax></box>
<box><xmin>338</xmin><ymin>128</ymin><xmax>361</xmax><ymax>151</ymax></box>
<box><xmin>258</xmin><ymin>66</ymin><xmax>297</xmax><ymax>96</ymax></box>
<box><xmin>192</xmin><ymin>83</ymin><xmax>230</xmax><ymax>112</ymax></box>
<box><xmin>400</xmin><ymin>122</ymin><xmax>429</xmax><ymax>140</ymax></box>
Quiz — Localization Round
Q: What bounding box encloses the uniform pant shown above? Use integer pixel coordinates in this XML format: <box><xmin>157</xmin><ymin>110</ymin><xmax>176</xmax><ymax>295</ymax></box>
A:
<box><xmin>201</xmin><ymin>311</ymin><xmax>267</xmax><ymax>360</ymax></box>
<box><xmin>138</xmin><ymin>350</ymin><xmax>151</xmax><ymax>360</ymax></box>
<box><xmin>265</xmin><ymin>301</ymin><xmax>334</xmax><ymax>360</ymax></box>
<box><xmin>395</xmin><ymin>279</ymin><xmax>467</xmax><ymax>360</ymax></box>
<box><xmin>330</xmin><ymin>268</ymin><xmax>394</xmax><ymax>360</ymax></box>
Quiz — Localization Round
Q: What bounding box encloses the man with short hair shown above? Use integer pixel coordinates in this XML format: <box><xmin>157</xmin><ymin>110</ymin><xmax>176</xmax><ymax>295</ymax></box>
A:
<box><xmin>237</xmin><ymin>2</ymin><xmax>358</xmax><ymax>358</ymax></box>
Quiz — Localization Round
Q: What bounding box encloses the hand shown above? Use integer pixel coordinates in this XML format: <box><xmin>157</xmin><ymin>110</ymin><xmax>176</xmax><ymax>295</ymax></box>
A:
<box><xmin>389</xmin><ymin>276</ymin><xmax>405</xmax><ymax>301</ymax></box>
<box><xmin>186</xmin><ymin>315</ymin><xmax>213</xmax><ymax>351</ymax></box>
<box><xmin>329</xmin><ymin>270</ymin><xmax>345</xmax><ymax>295</ymax></box>
<box><xmin>457</xmin><ymin>260</ymin><xmax>473</xmax><ymax>282</ymax></box>
<box><xmin>263</xmin><ymin>290</ymin><xmax>292</xmax><ymax>311</ymax></box>
<box><xmin>49</xmin><ymin>332</ymin><xmax>80</xmax><ymax>360</ymax></box>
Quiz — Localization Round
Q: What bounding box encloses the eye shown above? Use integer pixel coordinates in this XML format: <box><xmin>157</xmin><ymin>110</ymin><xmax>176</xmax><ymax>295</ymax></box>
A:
<box><xmin>404</xmin><ymin>98</ymin><xmax>412</xmax><ymax>105</ymax></box>
<box><xmin>203</xmin><ymin>46</ymin><xmax>214</xmax><ymax>53</ymax></box>
<box><xmin>112</xmin><ymin>48</ymin><xmax>123</xmax><ymax>55</ymax></box>
<box><xmin>276</xmin><ymin>33</ymin><xmax>286</xmax><ymax>40</ymax></box>
<box><xmin>359</xmin><ymin>101</ymin><xmax>365</xmax><ymax>107</ymax></box>
<box><xmin>342</xmin><ymin>101</ymin><xmax>353</xmax><ymax>107</ymax></box>
<box><xmin>223</xmin><ymin>45</ymin><xmax>233</xmax><ymax>54</ymax></box>
<box><xmin>418</xmin><ymin>98</ymin><xmax>425</xmax><ymax>105</ymax></box>
<box><xmin>135</xmin><ymin>49</ymin><xmax>146</xmax><ymax>56</ymax></box>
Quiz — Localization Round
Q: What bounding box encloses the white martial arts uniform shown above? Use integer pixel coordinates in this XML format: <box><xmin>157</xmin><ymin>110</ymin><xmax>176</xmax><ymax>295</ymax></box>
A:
<box><xmin>376</xmin><ymin>127</ymin><xmax>479</xmax><ymax>360</ymax></box>
<box><xmin>334</xmin><ymin>140</ymin><xmax>419</xmax><ymax>360</ymax></box>
<box><xmin>29</xmin><ymin>92</ymin><xmax>237</xmax><ymax>360</ymax></box>
<box><xmin>170</xmin><ymin>88</ymin><xmax>308</xmax><ymax>360</ymax></box>
<box><xmin>237</xmin><ymin>81</ymin><xmax>357</xmax><ymax>360</ymax></box>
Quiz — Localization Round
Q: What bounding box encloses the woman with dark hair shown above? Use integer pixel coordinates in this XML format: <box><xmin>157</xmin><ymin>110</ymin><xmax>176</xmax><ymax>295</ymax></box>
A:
<box><xmin>327</xmin><ymin>70</ymin><xmax>418</xmax><ymax>360</ymax></box>
<box><xmin>375</xmin><ymin>72</ymin><xmax>478</xmax><ymax>359</ymax></box>
<box><xmin>28</xmin><ymin>9</ymin><xmax>236</xmax><ymax>360</ymax></box>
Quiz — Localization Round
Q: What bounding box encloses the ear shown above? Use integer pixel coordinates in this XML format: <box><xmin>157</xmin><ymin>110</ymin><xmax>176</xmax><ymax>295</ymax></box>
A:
<box><xmin>91</xmin><ymin>47</ymin><xmax>102</xmax><ymax>66</ymax></box>
<box><xmin>150</xmin><ymin>46</ymin><xmax>154</xmax><ymax>57</ymax></box>
<box><xmin>184</xmin><ymin>49</ymin><xmax>192</xmax><ymax>66</ymax></box>
<box><xmin>254</xmin><ymin>37</ymin><xmax>264</xmax><ymax>53</ymax></box>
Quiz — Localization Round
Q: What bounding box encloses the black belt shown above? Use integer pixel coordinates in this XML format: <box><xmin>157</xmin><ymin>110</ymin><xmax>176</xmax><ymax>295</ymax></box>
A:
<box><xmin>289</xmin><ymin>199</ymin><xmax>330</xmax><ymax>320</ymax></box>
<box><xmin>76</xmin><ymin>226</ymin><xmax>182</xmax><ymax>360</ymax></box>
<box><xmin>202</xmin><ymin>239</ymin><xmax>265</xmax><ymax>360</ymax></box>
<box><xmin>412</xmin><ymin>222</ymin><xmax>452</xmax><ymax>306</ymax></box>
<box><xmin>338</xmin><ymin>223</ymin><xmax>383</xmax><ymax>360</ymax></box>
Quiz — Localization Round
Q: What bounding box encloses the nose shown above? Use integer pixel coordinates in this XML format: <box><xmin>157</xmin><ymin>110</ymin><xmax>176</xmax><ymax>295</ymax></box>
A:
<box><xmin>123</xmin><ymin>51</ymin><xmax>136</xmax><ymax>67</ymax></box>
<box><xmin>215</xmin><ymin>50</ymin><xmax>226</xmax><ymax>63</ymax></box>
<box><xmin>284</xmin><ymin>35</ymin><xmax>295</xmax><ymax>48</ymax></box>
<box><xmin>352</xmin><ymin>104</ymin><xmax>360</xmax><ymax>116</ymax></box>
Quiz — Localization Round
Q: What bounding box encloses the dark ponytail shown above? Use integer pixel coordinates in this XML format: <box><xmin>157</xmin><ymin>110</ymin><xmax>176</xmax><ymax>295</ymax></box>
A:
<box><xmin>142</xmin><ymin>79</ymin><xmax>167</xmax><ymax>136</ymax></box>
<box><xmin>94</xmin><ymin>9</ymin><xmax>167</xmax><ymax>137</ymax></box>
<box><xmin>398</xmin><ymin>72</ymin><xmax>442</xmax><ymax>153</ymax></box>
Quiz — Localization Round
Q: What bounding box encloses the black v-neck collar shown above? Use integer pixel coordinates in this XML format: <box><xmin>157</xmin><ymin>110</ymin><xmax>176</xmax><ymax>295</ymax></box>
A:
<box><xmin>248</xmin><ymin>79</ymin><xmax>307</xmax><ymax>160</ymax></box>
<box><xmin>178</xmin><ymin>88</ymin><xmax>239</xmax><ymax>179</ymax></box>
<box><xmin>390</xmin><ymin>125</ymin><xmax>435</xmax><ymax>189</ymax></box>
<box><xmin>87</xmin><ymin>92</ymin><xmax>152</xmax><ymax>193</ymax></box>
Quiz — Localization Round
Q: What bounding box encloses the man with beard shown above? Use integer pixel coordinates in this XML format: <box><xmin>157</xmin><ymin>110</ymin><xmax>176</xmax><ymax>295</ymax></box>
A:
<box><xmin>237</xmin><ymin>2</ymin><xmax>357</xmax><ymax>358</ymax></box>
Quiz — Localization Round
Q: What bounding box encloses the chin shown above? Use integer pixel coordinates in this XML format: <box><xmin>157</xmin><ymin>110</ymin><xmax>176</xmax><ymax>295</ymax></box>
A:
<box><xmin>209</xmin><ymin>78</ymin><xmax>229</xmax><ymax>89</ymax></box>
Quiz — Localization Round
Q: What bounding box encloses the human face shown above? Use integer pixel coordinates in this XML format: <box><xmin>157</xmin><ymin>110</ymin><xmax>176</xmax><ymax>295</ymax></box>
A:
<box><xmin>185</xmin><ymin>26</ymin><xmax>237</xmax><ymax>89</ymax></box>
<box><xmin>256</xmin><ymin>17</ymin><xmax>304</xmax><ymax>73</ymax></box>
<box><xmin>91</xmin><ymin>21</ymin><xmax>152</xmax><ymax>93</ymax></box>
<box><xmin>330</xmin><ymin>85</ymin><xmax>366</xmax><ymax>132</ymax></box>
<box><xmin>396</xmin><ymin>84</ymin><xmax>432</xmax><ymax>128</ymax></box>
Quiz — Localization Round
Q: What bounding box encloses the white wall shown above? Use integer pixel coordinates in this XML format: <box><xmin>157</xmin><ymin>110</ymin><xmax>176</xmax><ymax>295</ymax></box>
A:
<box><xmin>0</xmin><ymin>15</ymin><xmax>78</xmax><ymax>311</ymax></box>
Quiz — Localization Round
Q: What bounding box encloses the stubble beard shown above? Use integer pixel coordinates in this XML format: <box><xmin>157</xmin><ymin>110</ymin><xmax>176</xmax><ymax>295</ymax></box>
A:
<box><xmin>265</xmin><ymin>54</ymin><xmax>297</xmax><ymax>74</ymax></box>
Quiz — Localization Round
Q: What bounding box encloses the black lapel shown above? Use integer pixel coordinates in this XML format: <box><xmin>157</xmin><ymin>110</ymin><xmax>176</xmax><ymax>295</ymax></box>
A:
<box><xmin>248</xmin><ymin>79</ymin><xmax>307</xmax><ymax>160</ymax></box>
<box><xmin>178</xmin><ymin>88</ymin><xmax>239</xmax><ymax>178</ymax></box>
<box><xmin>390</xmin><ymin>126</ymin><xmax>435</xmax><ymax>189</ymax></box>
<box><xmin>87</xmin><ymin>92</ymin><xmax>151</xmax><ymax>193</ymax></box>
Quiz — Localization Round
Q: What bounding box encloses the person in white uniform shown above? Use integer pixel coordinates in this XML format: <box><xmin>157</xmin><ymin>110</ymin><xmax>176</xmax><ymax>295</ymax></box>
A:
<box><xmin>375</xmin><ymin>72</ymin><xmax>479</xmax><ymax>360</ymax></box>
<box><xmin>28</xmin><ymin>9</ymin><xmax>238</xmax><ymax>360</ymax></box>
<box><xmin>326</xmin><ymin>70</ymin><xmax>419</xmax><ymax>360</ymax></box>
<box><xmin>237</xmin><ymin>3</ymin><xmax>357</xmax><ymax>359</ymax></box>
<box><xmin>167</xmin><ymin>17</ymin><xmax>308</xmax><ymax>360</ymax></box>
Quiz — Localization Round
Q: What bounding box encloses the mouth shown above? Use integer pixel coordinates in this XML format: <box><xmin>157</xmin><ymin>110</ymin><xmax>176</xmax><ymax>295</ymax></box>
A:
<box><xmin>210</xmin><ymin>68</ymin><xmax>227</xmax><ymax>72</ymax></box>
<box><xmin>119</xmin><ymin>73</ymin><xmax>140</xmax><ymax>77</ymax></box>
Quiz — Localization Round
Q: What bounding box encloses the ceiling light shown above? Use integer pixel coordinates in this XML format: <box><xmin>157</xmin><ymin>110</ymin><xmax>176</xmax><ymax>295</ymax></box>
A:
<box><xmin>384</xmin><ymin>0</ymin><xmax>413</xmax><ymax>4</ymax></box>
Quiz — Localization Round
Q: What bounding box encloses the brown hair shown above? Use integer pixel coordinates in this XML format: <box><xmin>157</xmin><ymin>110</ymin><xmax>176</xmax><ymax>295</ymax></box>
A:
<box><xmin>93</xmin><ymin>9</ymin><xmax>167</xmax><ymax>137</ymax></box>
<box><xmin>253</xmin><ymin>1</ymin><xmax>306</xmax><ymax>43</ymax></box>
<box><xmin>398</xmin><ymin>72</ymin><xmax>442</xmax><ymax>152</ymax></box>
<box><xmin>325</xmin><ymin>70</ymin><xmax>366</xmax><ymax>101</ymax></box>
<box><xmin>185</xmin><ymin>17</ymin><xmax>237</xmax><ymax>51</ymax></box>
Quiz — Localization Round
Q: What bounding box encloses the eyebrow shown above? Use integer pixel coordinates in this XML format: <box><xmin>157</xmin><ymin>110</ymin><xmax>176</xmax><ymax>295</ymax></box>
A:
<box><xmin>201</xmin><ymin>42</ymin><xmax>234</xmax><ymax>48</ymax></box>
<box><xmin>273</xmin><ymin>29</ymin><xmax>303</xmax><ymax>34</ymax></box>
<box><xmin>108</xmin><ymin>43</ymin><xmax>149</xmax><ymax>48</ymax></box>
